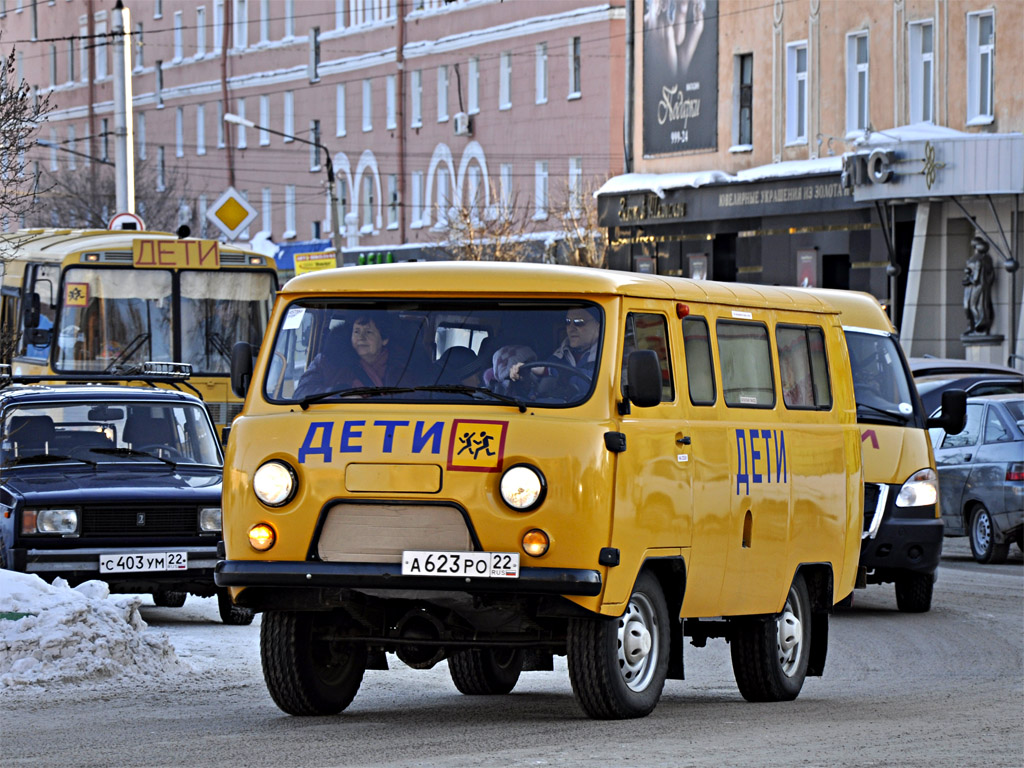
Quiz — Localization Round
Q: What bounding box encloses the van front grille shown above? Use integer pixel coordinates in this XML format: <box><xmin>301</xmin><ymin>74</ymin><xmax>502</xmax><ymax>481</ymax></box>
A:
<box><xmin>317</xmin><ymin>503</ymin><xmax>472</xmax><ymax>563</ymax></box>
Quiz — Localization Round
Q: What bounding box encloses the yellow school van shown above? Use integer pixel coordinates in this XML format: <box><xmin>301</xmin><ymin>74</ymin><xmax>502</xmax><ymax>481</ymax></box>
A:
<box><xmin>798</xmin><ymin>289</ymin><xmax>965</xmax><ymax>612</ymax></box>
<box><xmin>218</xmin><ymin>262</ymin><xmax>863</xmax><ymax>720</ymax></box>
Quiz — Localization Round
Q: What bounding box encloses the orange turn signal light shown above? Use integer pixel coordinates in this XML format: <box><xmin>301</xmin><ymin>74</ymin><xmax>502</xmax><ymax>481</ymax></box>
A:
<box><xmin>522</xmin><ymin>529</ymin><xmax>550</xmax><ymax>557</ymax></box>
<box><xmin>248</xmin><ymin>523</ymin><xmax>277</xmax><ymax>552</ymax></box>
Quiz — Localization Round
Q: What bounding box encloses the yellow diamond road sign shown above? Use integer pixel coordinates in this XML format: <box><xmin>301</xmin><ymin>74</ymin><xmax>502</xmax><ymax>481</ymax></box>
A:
<box><xmin>208</xmin><ymin>186</ymin><xmax>258</xmax><ymax>240</ymax></box>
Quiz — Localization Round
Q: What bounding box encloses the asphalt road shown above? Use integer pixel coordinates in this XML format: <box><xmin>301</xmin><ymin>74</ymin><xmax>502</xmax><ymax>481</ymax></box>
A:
<box><xmin>4</xmin><ymin>538</ymin><xmax>1022</xmax><ymax>768</ymax></box>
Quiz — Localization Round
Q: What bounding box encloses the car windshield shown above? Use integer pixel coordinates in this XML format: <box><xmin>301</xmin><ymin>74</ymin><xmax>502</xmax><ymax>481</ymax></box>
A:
<box><xmin>264</xmin><ymin>299</ymin><xmax>604</xmax><ymax>408</ymax></box>
<box><xmin>1</xmin><ymin>400</ymin><xmax>222</xmax><ymax>468</ymax></box>
<box><xmin>845</xmin><ymin>330</ymin><xmax>916</xmax><ymax>423</ymax></box>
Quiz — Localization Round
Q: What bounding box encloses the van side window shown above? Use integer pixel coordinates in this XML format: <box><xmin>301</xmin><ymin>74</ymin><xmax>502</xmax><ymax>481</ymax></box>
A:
<box><xmin>776</xmin><ymin>325</ymin><xmax>833</xmax><ymax>410</ymax></box>
<box><xmin>682</xmin><ymin>316</ymin><xmax>715</xmax><ymax>405</ymax></box>
<box><xmin>717</xmin><ymin>320</ymin><xmax>774</xmax><ymax>408</ymax></box>
<box><xmin>622</xmin><ymin>312</ymin><xmax>674</xmax><ymax>402</ymax></box>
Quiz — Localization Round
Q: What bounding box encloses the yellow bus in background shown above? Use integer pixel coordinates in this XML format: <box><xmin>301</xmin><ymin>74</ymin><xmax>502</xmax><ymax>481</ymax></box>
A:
<box><xmin>0</xmin><ymin>228</ymin><xmax>278</xmax><ymax>438</ymax></box>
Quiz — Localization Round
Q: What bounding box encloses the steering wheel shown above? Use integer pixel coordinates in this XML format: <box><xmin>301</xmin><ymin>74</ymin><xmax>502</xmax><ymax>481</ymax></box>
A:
<box><xmin>136</xmin><ymin>444</ymin><xmax>188</xmax><ymax>462</ymax></box>
<box><xmin>521</xmin><ymin>360</ymin><xmax>592</xmax><ymax>383</ymax></box>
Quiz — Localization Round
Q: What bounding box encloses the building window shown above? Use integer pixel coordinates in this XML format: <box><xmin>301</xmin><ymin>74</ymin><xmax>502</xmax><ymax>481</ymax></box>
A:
<box><xmin>361</xmin><ymin>175</ymin><xmax>374</xmax><ymax>232</ymax></box>
<box><xmin>134</xmin><ymin>22</ymin><xmax>145</xmax><ymax>69</ymax></box>
<box><xmin>196</xmin><ymin>7</ymin><xmax>206</xmax><ymax>56</ymax></box>
<box><xmin>362</xmin><ymin>79</ymin><xmax>372</xmax><ymax>132</ymax></box>
<box><xmin>568</xmin><ymin>36</ymin><xmax>582</xmax><ymax>98</ymax></box>
<box><xmin>95</xmin><ymin>15</ymin><xmax>108</xmax><ymax>80</ymax></box>
<box><xmin>846</xmin><ymin>32</ymin><xmax>869</xmax><ymax>134</ymax></box>
<box><xmin>499</xmin><ymin>52</ymin><xmax>511</xmax><ymax>110</ymax></box>
<box><xmin>48</xmin><ymin>128</ymin><xmax>57</xmax><ymax>170</ymax></box>
<box><xmin>236</xmin><ymin>98</ymin><xmax>247</xmax><ymax>148</ymax></box>
<box><xmin>260</xmin><ymin>0</ymin><xmax>270</xmax><ymax>42</ymax></box>
<box><xmin>786</xmin><ymin>41</ymin><xmax>808</xmax><ymax>144</ymax></box>
<box><xmin>79</xmin><ymin>16</ymin><xmax>88</xmax><ymax>83</ymax></box>
<box><xmin>733</xmin><ymin>53</ymin><xmax>753</xmax><ymax>149</ymax></box>
<box><xmin>173</xmin><ymin>11</ymin><xmax>184</xmax><ymax>60</ymax></box>
<box><xmin>216</xmin><ymin>102</ymin><xmax>224</xmax><ymax>147</ymax></box>
<box><xmin>283</xmin><ymin>91</ymin><xmax>294</xmax><ymax>141</ymax></box>
<box><xmin>284</xmin><ymin>0</ymin><xmax>294</xmax><ymax>37</ymax></box>
<box><xmin>67</xmin><ymin>38</ymin><xmax>75</xmax><ymax>82</ymax></box>
<box><xmin>233</xmin><ymin>0</ymin><xmax>248</xmax><ymax>48</ymax></box>
<box><xmin>336</xmin><ymin>84</ymin><xmax>347</xmax><ymax>137</ymax></box>
<box><xmin>568</xmin><ymin>156</ymin><xmax>583</xmax><ymax>213</ymax></box>
<box><xmin>386</xmin><ymin>75</ymin><xmax>397</xmax><ymax>129</ymax></box>
<box><xmin>154</xmin><ymin>0</ymin><xmax>163</xmax><ymax>18</ymax></box>
<box><xmin>435</xmin><ymin>167</ymin><xmax>449</xmax><ymax>228</ymax></box>
<box><xmin>175</xmin><ymin>107</ymin><xmax>184</xmax><ymax>156</ymax></box>
<box><xmin>196</xmin><ymin>104</ymin><xmax>206</xmax><ymax>155</ymax></box>
<box><xmin>309</xmin><ymin>120</ymin><xmax>321</xmax><ymax>171</ymax></box>
<box><xmin>262</xmin><ymin>187</ymin><xmax>272</xmax><ymax>236</ymax></box>
<box><xmin>67</xmin><ymin>125</ymin><xmax>77</xmax><ymax>170</ymax></box>
<box><xmin>213</xmin><ymin>0</ymin><xmax>224</xmax><ymax>52</ymax></box>
<box><xmin>198</xmin><ymin>195</ymin><xmax>208</xmax><ymax>237</ymax></box>
<box><xmin>155</xmin><ymin>61</ymin><xmax>164</xmax><ymax>108</ymax></box>
<box><xmin>338</xmin><ymin>177</ymin><xmax>349</xmax><ymax>233</ymax></box>
<box><xmin>534</xmin><ymin>160</ymin><xmax>548</xmax><ymax>220</ymax></box>
<box><xmin>411</xmin><ymin>171</ymin><xmax>423</xmax><ymax>228</ymax></box>
<box><xmin>500</xmin><ymin>163</ymin><xmax>513</xmax><ymax>216</ymax></box>
<box><xmin>468</xmin><ymin>57</ymin><xmax>479</xmax><ymax>114</ymax></box>
<box><xmin>335</xmin><ymin>0</ymin><xmax>346</xmax><ymax>30</ymax></box>
<box><xmin>284</xmin><ymin>185</ymin><xmax>296</xmax><ymax>238</ymax></box>
<box><xmin>437</xmin><ymin>65</ymin><xmax>449</xmax><ymax>122</ymax></box>
<box><xmin>157</xmin><ymin>146</ymin><xmax>166</xmax><ymax>191</ymax></box>
<box><xmin>908</xmin><ymin>20</ymin><xmax>934</xmax><ymax>124</ymax></box>
<box><xmin>137</xmin><ymin>113</ymin><xmax>146</xmax><ymax>158</ymax></box>
<box><xmin>467</xmin><ymin>165</ymin><xmax>480</xmax><ymax>222</ymax></box>
<box><xmin>309</xmin><ymin>26</ymin><xmax>320</xmax><ymax>81</ymax></box>
<box><xmin>411</xmin><ymin>69</ymin><xmax>422</xmax><ymax>127</ymax></box>
<box><xmin>259</xmin><ymin>95</ymin><xmax>270</xmax><ymax>145</ymax></box>
<box><xmin>966</xmin><ymin>10</ymin><xmax>994</xmax><ymax>124</ymax></box>
<box><xmin>535</xmin><ymin>42</ymin><xmax>548</xmax><ymax>104</ymax></box>
<box><xmin>48</xmin><ymin>44</ymin><xmax>56</xmax><ymax>87</ymax></box>
<box><xmin>387</xmin><ymin>174</ymin><xmax>399</xmax><ymax>229</ymax></box>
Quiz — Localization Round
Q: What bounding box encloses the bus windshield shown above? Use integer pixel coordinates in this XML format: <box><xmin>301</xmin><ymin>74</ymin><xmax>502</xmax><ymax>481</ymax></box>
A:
<box><xmin>54</xmin><ymin>268</ymin><xmax>274</xmax><ymax>374</ymax></box>
<box><xmin>264</xmin><ymin>299</ymin><xmax>604</xmax><ymax>408</ymax></box>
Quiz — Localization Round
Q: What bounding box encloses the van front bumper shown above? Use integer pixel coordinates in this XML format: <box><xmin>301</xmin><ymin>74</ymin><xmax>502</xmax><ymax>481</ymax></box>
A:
<box><xmin>860</xmin><ymin>484</ymin><xmax>943</xmax><ymax>579</ymax></box>
<box><xmin>215</xmin><ymin>559</ymin><xmax>602</xmax><ymax>597</ymax></box>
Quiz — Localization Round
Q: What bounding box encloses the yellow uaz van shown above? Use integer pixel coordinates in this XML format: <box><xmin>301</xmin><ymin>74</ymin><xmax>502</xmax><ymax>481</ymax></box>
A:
<box><xmin>799</xmin><ymin>289</ymin><xmax>965</xmax><ymax>612</ymax></box>
<box><xmin>218</xmin><ymin>263</ymin><xmax>863</xmax><ymax>720</ymax></box>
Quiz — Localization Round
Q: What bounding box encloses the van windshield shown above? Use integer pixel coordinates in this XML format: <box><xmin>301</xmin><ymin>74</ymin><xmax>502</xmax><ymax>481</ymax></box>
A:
<box><xmin>845</xmin><ymin>330</ymin><xmax>918</xmax><ymax>425</ymax></box>
<box><xmin>263</xmin><ymin>299</ymin><xmax>603</xmax><ymax>408</ymax></box>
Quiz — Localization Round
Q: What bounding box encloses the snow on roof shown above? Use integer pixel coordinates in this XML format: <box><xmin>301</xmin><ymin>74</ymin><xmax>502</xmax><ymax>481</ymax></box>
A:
<box><xmin>0</xmin><ymin>570</ymin><xmax>187</xmax><ymax>689</ymax></box>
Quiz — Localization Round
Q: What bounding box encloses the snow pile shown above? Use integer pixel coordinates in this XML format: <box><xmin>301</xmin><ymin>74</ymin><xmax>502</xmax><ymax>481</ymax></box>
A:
<box><xmin>0</xmin><ymin>570</ymin><xmax>188</xmax><ymax>689</ymax></box>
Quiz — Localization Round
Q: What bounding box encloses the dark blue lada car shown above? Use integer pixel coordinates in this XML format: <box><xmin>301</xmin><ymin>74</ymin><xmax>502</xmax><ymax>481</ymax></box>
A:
<box><xmin>0</xmin><ymin>370</ymin><xmax>252</xmax><ymax>624</ymax></box>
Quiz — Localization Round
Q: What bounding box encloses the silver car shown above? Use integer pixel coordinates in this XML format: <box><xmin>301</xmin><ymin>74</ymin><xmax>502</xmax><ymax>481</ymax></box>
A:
<box><xmin>930</xmin><ymin>394</ymin><xmax>1024</xmax><ymax>564</ymax></box>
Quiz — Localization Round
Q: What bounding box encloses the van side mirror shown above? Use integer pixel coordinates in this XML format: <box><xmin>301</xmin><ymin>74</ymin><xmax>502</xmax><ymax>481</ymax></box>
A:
<box><xmin>926</xmin><ymin>388</ymin><xmax>967</xmax><ymax>436</ymax></box>
<box><xmin>22</xmin><ymin>293</ymin><xmax>40</xmax><ymax>329</ymax></box>
<box><xmin>230</xmin><ymin>341</ymin><xmax>254</xmax><ymax>398</ymax></box>
<box><xmin>626</xmin><ymin>350</ymin><xmax>662</xmax><ymax>408</ymax></box>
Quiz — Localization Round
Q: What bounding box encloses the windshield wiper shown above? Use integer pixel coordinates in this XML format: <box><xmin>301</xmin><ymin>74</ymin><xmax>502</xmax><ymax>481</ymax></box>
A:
<box><xmin>856</xmin><ymin>402</ymin><xmax>910</xmax><ymax>424</ymax></box>
<box><xmin>105</xmin><ymin>332</ymin><xmax>151</xmax><ymax>373</ymax></box>
<box><xmin>90</xmin><ymin>447</ymin><xmax>177</xmax><ymax>467</ymax></box>
<box><xmin>299</xmin><ymin>384</ymin><xmax>528</xmax><ymax>412</ymax></box>
<box><xmin>5</xmin><ymin>453</ymin><xmax>98</xmax><ymax>467</ymax></box>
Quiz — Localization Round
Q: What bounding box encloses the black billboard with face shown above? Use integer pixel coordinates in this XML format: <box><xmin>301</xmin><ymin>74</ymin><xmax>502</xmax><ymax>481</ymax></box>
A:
<box><xmin>642</xmin><ymin>0</ymin><xmax>719</xmax><ymax>156</ymax></box>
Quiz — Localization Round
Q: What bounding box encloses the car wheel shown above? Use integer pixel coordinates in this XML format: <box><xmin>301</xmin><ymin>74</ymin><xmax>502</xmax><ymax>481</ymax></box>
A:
<box><xmin>894</xmin><ymin>571</ymin><xmax>934</xmax><ymax>613</ymax></box>
<box><xmin>1015</xmin><ymin>529</ymin><xmax>1023</xmax><ymax>553</ymax></box>
<box><xmin>153</xmin><ymin>590</ymin><xmax>187</xmax><ymax>608</ymax></box>
<box><xmin>448</xmin><ymin>648</ymin><xmax>524</xmax><ymax>695</ymax></box>
<box><xmin>261</xmin><ymin>610</ymin><xmax>367</xmax><ymax>716</ymax></box>
<box><xmin>217</xmin><ymin>589</ymin><xmax>255</xmax><ymax>626</ymax></box>
<box><xmin>567</xmin><ymin>571</ymin><xmax>669</xmax><ymax>719</ymax></box>
<box><xmin>730</xmin><ymin>573</ymin><xmax>812</xmax><ymax>702</ymax></box>
<box><xmin>969</xmin><ymin>505</ymin><xmax>1010</xmax><ymax>565</ymax></box>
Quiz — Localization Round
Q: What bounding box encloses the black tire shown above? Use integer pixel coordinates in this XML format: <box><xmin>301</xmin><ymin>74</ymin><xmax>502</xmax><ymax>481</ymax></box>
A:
<box><xmin>217</xmin><ymin>589</ymin><xmax>255</xmax><ymax>626</ymax></box>
<box><xmin>567</xmin><ymin>571</ymin><xmax>670</xmax><ymax>720</ymax></box>
<box><xmin>894</xmin><ymin>571</ymin><xmax>934</xmax><ymax>613</ymax></box>
<box><xmin>153</xmin><ymin>590</ymin><xmax>187</xmax><ymax>608</ymax></box>
<box><xmin>448</xmin><ymin>648</ymin><xmax>524</xmax><ymax>695</ymax></box>
<box><xmin>969</xmin><ymin>505</ymin><xmax>1010</xmax><ymax>565</ymax></box>
<box><xmin>1016</xmin><ymin>529</ymin><xmax>1023</xmax><ymax>553</ymax></box>
<box><xmin>730</xmin><ymin>573</ymin><xmax>811</xmax><ymax>702</ymax></box>
<box><xmin>260</xmin><ymin>610</ymin><xmax>367</xmax><ymax>716</ymax></box>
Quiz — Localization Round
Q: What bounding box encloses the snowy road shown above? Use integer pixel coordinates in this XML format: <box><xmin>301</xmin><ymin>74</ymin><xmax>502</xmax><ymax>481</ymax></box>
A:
<box><xmin>3</xmin><ymin>539</ymin><xmax>1021</xmax><ymax>768</ymax></box>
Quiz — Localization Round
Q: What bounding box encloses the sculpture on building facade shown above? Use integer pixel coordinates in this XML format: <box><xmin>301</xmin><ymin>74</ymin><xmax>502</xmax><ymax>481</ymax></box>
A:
<box><xmin>963</xmin><ymin>235</ymin><xmax>995</xmax><ymax>336</ymax></box>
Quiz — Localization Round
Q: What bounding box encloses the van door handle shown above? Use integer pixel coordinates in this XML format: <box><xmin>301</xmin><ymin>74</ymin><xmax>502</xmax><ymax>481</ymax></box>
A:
<box><xmin>676</xmin><ymin>435</ymin><xmax>691</xmax><ymax>445</ymax></box>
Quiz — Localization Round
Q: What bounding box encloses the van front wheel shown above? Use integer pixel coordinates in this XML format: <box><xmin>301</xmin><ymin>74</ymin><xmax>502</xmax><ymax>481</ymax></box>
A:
<box><xmin>894</xmin><ymin>571</ymin><xmax>934</xmax><ymax>613</ymax></box>
<box><xmin>730</xmin><ymin>574</ymin><xmax>811</xmax><ymax>702</ymax></box>
<box><xmin>567</xmin><ymin>571</ymin><xmax>669</xmax><ymax>720</ymax></box>
<box><xmin>261</xmin><ymin>610</ymin><xmax>367</xmax><ymax>716</ymax></box>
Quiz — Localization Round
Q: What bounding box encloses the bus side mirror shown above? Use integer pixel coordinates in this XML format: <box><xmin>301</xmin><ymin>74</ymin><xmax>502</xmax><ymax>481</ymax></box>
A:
<box><xmin>626</xmin><ymin>350</ymin><xmax>662</xmax><ymax>408</ymax></box>
<box><xmin>230</xmin><ymin>341</ymin><xmax>254</xmax><ymax>398</ymax></box>
<box><xmin>22</xmin><ymin>293</ymin><xmax>40</xmax><ymax>329</ymax></box>
<box><xmin>926</xmin><ymin>389</ymin><xmax>967</xmax><ymax>436</ymax></box>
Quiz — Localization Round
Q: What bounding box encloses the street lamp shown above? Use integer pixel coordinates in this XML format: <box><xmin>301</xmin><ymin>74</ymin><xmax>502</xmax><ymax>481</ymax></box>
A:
<box><xmin>224</xmin><ymin>112</ymin><xmax>343</xmax><ymax>264</ymax></box>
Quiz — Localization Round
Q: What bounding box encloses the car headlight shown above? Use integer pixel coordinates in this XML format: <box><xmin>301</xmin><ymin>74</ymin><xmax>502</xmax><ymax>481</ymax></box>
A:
<box><xmin>895</xmin><ymin>467</ymin><xmax>938</xmax><ymax>507</ymax></box>
<box><xmin>253</xmin><ymin>460</ymin><xmax>297</xmax><ymax>507</ymax></box>
<box><xmin>198</xmin><ymin>507</ymin><xmax>222</xmax><ymax>532</ymax></box>
<box><xmin>499</xmin><ymin>464</ymin><xmax>546</xmax><ymax>511</ymax></box>
<box><xmin>23</xmin><ymin>508</ymin><xmax>79</xmax><ymax>535</ymax></box>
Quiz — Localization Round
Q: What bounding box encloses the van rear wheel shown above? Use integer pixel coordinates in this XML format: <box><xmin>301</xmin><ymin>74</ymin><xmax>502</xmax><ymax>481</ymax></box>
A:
<box><xmin>567</xmin><ymin>571</ymin><xmax>669</xmax><ymax>720</ymax></box>
<box><xmin>730</xmin><ymin>574</ymin><xmax>811</xmax><ymax>702</ymax></box>
<box><xmin>894</xmin><ymin>571</ymin><xmax>934</xmax><ymax>613</ymax></box>
<box><xmin>448</xmin><ymin>648</ymin><xmax>524</xmax><ymax>695</ymax></box>
<box><xmin>261</xmin><ymin>610</ymin><xmax>367</xmax><ymax>716</ymax></box>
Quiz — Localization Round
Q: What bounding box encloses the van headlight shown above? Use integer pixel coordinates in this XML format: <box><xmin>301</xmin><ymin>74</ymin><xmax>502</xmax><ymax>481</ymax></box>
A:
<box><xmin>253</xmin><ymin>461</ymin><xmax>297</xmax><ymax>507</ymax></box>
<box><xmin>499</xmin><ymin>464</ymin><xmax>546</xmax><ymax>511</ymax></box>
<box><xmin>895</xmin><ymin>468</ymin><xmax>938</xmax><ymax>507</ymax></box>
